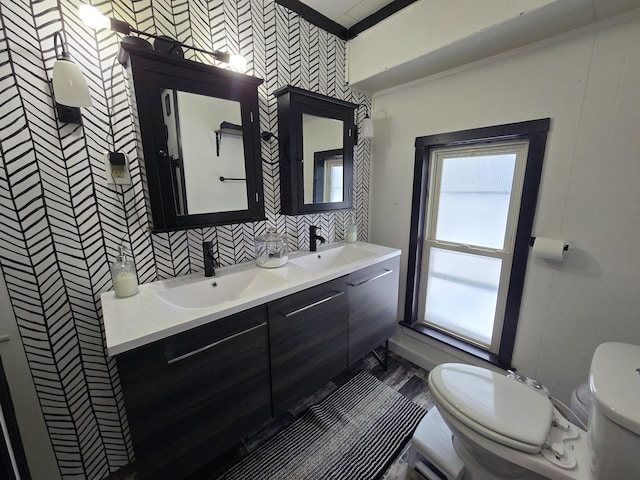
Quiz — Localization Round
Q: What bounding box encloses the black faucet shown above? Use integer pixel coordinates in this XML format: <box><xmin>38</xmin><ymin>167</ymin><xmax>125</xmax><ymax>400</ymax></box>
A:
<box><xmin>309</xmin><ymin>225</ymin><xmax>326</xmax><ymax>252</ymax></box>
<box><xmin>203</xmin><ymin>241</ymin><xmax>218</xmax><ymax>277</ymax></box>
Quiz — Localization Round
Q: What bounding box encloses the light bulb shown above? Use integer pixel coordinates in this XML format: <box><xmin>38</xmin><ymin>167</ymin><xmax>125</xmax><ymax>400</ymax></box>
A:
<box><xmin>78</xmin><ymin>4</ymin><xmax>110</xmax><ymax>30</ymax></box>
<box><xmin>229</xmin><ymin>54</ymin><xmax>247</xmax><ymax>73</ymax></box>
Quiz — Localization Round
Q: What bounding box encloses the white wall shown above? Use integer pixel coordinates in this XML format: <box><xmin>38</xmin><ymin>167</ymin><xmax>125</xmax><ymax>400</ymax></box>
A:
<box><xmin>348</xmin><ymin>0</ymin><xmax>554</xmax><ymax>89</ymax></box>
<box><xmin>348</xmin><ymin>0</ymin><xmax>640</xmax><ymax>92</ymax></box>
<box><xmin>369</xmin><ymin>14</ymin><xmax>640</xmax><ymax>402</ymax></box>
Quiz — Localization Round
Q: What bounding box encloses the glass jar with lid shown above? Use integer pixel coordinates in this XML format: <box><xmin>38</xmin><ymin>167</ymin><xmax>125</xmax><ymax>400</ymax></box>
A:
<box><xmin>255</xmin><ymin>229</ymin><xmax>288</xmax><ymax>268</ymax></box>
<box><xmin>110</xmin><ymin>246</ymin><xmax>139</xmax><ymax>298</ymax></box>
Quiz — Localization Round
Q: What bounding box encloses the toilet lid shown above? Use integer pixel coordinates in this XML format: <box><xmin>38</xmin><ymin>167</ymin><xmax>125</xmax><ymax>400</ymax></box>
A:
<box><xmin>590</xmin><ymin>342</ymin><xmax>640</xmax><ymax>435</ymax></box>
<box><xmin>430</xmin><ymin>364</ymin><xmax>553</xmax><ymax>452</ymax></box>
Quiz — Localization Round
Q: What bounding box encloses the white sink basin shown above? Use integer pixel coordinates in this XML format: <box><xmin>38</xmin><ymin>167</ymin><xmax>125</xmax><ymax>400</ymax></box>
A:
<box><xmin>103</xmin><ymin>241</ymin><xmax>401</xmax><ymax>355</ymax></box>
<box><xmin>289</xmin><ymin>245</ymin><xmax>378</xmax><ymax>273</ymax></box>
<box><xmin>156</xmin><ymin>268</ymin><xmax>286</xmax><ymax>309</ymax></box>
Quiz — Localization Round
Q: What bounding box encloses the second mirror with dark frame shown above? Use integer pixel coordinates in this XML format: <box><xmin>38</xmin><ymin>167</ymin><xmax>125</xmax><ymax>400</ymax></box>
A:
<box><xmin>275</xmin><ymin>86</ymin><xmax>358</xmax><ymax>215</ymax></box>
<box><xmin>119</xmin><ymin>43</ymin><xmax>265</xmax><ymax>232</ymax></box>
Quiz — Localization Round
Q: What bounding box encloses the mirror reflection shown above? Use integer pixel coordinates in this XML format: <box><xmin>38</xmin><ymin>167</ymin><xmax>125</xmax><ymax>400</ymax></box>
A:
<box><xmin>302</xmin><ymin>113</ymin><xmax>344</xmax><ymax>204</ymax></box>
<box><xmin>162</xmin><ymin>90</ymin><xmax>248</xmax><ymax>215</ymax></box>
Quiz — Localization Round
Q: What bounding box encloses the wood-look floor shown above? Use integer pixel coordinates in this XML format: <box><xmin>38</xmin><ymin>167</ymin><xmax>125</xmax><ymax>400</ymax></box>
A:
<box><xmin>193</xmin><ymin>348</ymin><xmax>433</xmax><ymax>480</ymax></box>
<box><xmin>117</xmin><ymin>348</ymin><xmax>433</xmax><ymax>480</ymax></box>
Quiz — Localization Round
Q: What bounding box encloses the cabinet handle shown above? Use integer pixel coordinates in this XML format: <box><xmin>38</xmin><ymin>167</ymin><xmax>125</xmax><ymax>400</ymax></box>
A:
<box><xmin>0</xmin><ymin>334</ymin><xmax>9</xmax><ymax>343</ymax></box>
<box><xmin>167</xmin><ymin>322</ymin><xmax>266</xmax><ymax>365</ymax></box>
<box><xmin>348</xmin><ymin>269</ymin><xmax>392</xmax><ymax>287</ymax></box>
<box><xmin>283</xmin><ymin>291</ymin><xmax>344</xmax><ymax>318</ymax></box>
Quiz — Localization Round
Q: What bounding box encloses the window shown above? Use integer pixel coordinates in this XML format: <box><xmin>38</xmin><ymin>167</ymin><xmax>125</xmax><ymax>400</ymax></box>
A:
<box><xmin>420</xmin><ymin>141</ymin><xmax>527</xmax><ymax>350</ymax></box>
<box><xmin>322</xmin><ymin>157</ymin><xmax>344</xmax><ymax>202</ymax></box>
<box><xmin>313</xmin><ymin>149</ymin><xmax>344</xmax><ymax>203</ymax></box>
<box><xmin>403</xmin><ymin>119</ymin><xmax>550</xmax><ymax>367</ymax></box>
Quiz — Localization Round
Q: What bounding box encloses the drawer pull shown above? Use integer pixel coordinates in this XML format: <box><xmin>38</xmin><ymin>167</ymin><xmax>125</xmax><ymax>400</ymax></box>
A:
<box><xmin>167</xmin><ymin>322</ymin><xmax>266</xmax><ymax>365</ymax></box>
<box><xmin>283</xmin><ymin>291</ymin><xmax>344</xmax><ymax>318</ymax></box>
<box><xmin>0</xmin><ymin>334</ymin><xmax>9</xmax><ymax>343</ymax></box>
<box><xmin>348</xmin><ymin>269</ymin><xmax>392</xmax><ymax>287</ymax></box>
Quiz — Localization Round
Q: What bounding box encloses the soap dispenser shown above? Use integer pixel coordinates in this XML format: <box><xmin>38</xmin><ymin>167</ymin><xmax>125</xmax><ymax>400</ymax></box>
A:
<box><xmin>346</xmin><ymin>223</ymin><xmax>358</xmax><ymax>243</ymax></box>
<box><xmin>110</xmin><ymin>246</ymin><xmax>139</xmax><ymax>298</ymax></box>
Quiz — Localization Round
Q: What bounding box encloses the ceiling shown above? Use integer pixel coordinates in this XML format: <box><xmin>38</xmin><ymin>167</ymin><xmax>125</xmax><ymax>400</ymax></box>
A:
<box><xmin>302</xmin><ymin>0</ymin><xmax>396</xmax><ymax>28</ymax></box>
<box><xmin>275</xmin><ymin>0</ymin><xmax>418</xmax><ymax>40</ymax></box>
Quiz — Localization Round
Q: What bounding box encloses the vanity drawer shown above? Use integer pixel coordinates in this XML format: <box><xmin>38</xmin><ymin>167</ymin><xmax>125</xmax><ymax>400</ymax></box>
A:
<box><xmin>268</xmin><ymin>276</ymin><xmax>349</xmax><ymax>415</ymax></box>
<box><xmin>348</xmin><ymin>257</ymin><xmax>400</xmax><ymax>364</ymax></box>
<box><xmin>116</xmin><ymin>305</ymin><xmax>271</xmax><ymax>479</ymax></box>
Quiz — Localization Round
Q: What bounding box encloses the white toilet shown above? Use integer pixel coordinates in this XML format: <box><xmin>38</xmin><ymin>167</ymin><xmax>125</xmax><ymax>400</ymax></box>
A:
<box><xmin>409</xmin><ymin>342</ymin><xmax>640</xmax><ymax>479</ymax></box>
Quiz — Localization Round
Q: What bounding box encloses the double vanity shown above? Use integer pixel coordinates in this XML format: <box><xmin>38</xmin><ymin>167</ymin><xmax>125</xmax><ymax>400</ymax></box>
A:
<box><xmin>102</xmin><ymin>242</ymin><xmax>400</xmax><ymax>479</ymax></box>
<box><xmin>112</xmin><ymin>41</ymin><xmax>393</xmax><ymax>479</ymax></box>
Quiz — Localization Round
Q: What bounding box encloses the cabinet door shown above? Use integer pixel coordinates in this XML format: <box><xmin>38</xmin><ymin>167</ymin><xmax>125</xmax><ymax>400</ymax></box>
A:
<box><xmin>268</xmin><ymin>277</ymin><xmax>349</xmax><ymax>415</ymax></box>
<box><xmin>348</xmin><ymin>257</ymin><xmax>400</xmax><ymax>364</ymax></box>
<box><xmin>117</xmin><ymin>306</ymin><xmax>271</xmax><ymax>479</ymax></box>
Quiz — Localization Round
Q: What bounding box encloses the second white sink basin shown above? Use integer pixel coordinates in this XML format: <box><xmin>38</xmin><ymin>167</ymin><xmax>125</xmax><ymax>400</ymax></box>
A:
<box><xmin>290</xmin><ymin>245</ymin><xmax>378</xmax><ymax>273</ymax></box>
<box><xmin>156</xmin><ymin>268</ymin><xmax>286</xmax><ymax>309</ymax></box>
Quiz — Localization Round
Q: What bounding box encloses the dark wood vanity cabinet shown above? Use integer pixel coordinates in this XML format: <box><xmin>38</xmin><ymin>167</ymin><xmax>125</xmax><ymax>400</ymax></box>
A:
<box><xmin>348</xmin><ymin>257</ymin><xmax>400</xmax><ymax>364</ymax></box>
<box><xmin>116</xmin><ymin>306</ymin><xmax>271</xmax><ymax>479</ymax></box>
<box><xmin>114</xmin><ymin>255</ymin><xmax>401</xmax><ymax>477</ymax></box>
<box><xmin>268</xmin><ymin>276</ymin><xmax>349</xmax><ymax>415</ymax></box>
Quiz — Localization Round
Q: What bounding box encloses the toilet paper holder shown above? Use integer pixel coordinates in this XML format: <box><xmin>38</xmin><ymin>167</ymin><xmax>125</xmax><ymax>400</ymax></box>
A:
<box><xmin>529</xmin><ymin>237</ymin><xmax>576</xmax><ymax>252</ymax></box>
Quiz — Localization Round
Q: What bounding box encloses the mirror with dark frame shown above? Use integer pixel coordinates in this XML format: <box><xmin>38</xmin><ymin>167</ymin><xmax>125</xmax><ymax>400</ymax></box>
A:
<box><xmin>119</xmin><ymin>43</ymin><xmax>265</xmax><ymax>232</ymax></box>
<box><xmin>275</xmin><ymin>86</ymin><xmax>357</xmax><ymax>215</ymax></box>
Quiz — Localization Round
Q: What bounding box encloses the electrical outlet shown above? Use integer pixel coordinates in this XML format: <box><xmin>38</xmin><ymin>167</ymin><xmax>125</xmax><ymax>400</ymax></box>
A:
<box><xmin>104</xmin><ymin>152</ymin><xmax>132</xmax><ymax>185</ymax></box>
<box><xmin>111</xmin><ymin>164</ymin><xmax>125</xmax><ymax>178</ymax></box>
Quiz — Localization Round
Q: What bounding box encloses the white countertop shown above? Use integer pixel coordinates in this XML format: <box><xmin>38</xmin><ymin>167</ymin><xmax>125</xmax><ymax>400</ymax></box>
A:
<box><xmin>102</xmin><ymin>242</ymin><xmax>400</xmax><ymax>356</ymax></box>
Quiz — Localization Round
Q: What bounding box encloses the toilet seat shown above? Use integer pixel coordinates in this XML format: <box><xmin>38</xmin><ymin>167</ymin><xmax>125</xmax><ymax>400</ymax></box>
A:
<box><xmin>430</xmin><ymin>364</ymin><xmax>554</xmax><ymax>454</ymax></box>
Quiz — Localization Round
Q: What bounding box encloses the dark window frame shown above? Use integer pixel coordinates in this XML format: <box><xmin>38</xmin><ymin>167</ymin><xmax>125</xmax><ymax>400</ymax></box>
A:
<box><xmin>401</xmin><ymin>118</ymin><xmax>550</xmax><ymax>368</ymax></box>
<box><xmin>313</xmin><ymin>148</ymin><xmax>343</xmax><ymax>203</ymax></box>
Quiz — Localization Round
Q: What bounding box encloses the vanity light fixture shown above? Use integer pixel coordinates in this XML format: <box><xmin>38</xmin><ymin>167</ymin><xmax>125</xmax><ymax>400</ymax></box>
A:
<box><xmin>78</xmin><ymin>4</ymin><xmax>247</xmax><ymax>73</ymax></box>
<box><xmin>51</xmin><ymin>31</ymin><xmax>92</xmax><ymax>124</ymax></box>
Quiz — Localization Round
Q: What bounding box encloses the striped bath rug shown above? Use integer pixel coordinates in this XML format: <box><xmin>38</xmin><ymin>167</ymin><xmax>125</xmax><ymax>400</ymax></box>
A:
<box><xmin>218</xmin><ymin>371</ymin><xmax>426</xmax><ymax>480</ymax></box>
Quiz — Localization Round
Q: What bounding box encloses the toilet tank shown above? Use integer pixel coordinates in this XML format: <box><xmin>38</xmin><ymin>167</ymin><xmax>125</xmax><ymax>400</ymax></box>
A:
<box><xmin>587</xmin><ymin>342</ymin><xmax>640</xmax><ymax>479</ymax></box>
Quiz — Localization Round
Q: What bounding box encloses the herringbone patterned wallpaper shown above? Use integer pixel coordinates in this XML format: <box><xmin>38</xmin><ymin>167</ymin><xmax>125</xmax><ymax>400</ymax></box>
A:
<box><xmin>0</xmin><ymin>0</ymin><xmax>371</xmax><ymax>478</ymax></box>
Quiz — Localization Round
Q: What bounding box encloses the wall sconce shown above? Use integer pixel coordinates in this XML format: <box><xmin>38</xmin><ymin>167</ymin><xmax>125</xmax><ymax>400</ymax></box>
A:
<box><xmin>361</xmin><ymin>115</ymin><xmax>374</xmax><ymax>139</ymax></box>
<box><xmin>355</xmin><ymin>105</ymin><xmax>374</xmax><ymax>144</ymax></box>
<box><xmin>78</xmin><ymin>4</ymin><xmax>247</xmax><ymax>73</ymax></box>
<box><xmin>51</xmin><ymin>31</ymin><xmax>92</xmax><ymax>124</ymax></box>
